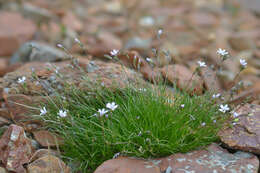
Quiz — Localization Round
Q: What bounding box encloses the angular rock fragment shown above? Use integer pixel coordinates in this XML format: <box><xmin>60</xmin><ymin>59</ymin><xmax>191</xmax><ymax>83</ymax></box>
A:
<box><xmin>0</xmin><ymin>124</ymin><xmax>34</xmax><ymax>173</ymax></box>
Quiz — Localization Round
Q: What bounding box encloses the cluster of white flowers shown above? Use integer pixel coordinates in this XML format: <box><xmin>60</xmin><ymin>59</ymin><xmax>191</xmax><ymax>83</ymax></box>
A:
<box><xmin>17</xmin><ymin>76</ymin><xmax>26</xmax><ymax>84</ymax></box>
<box><xmin>95</xmin><ymin>102</ymin><xmax>118</xmax><ymax>118</ymax></box>
<box><xmin>39</xmin><ymin>107</ymin><xmax>68</xmax><ymax>118</ymax></box>
<box><xmin>212</xmin><ymin>93</ymin><xmax>221</xmax><ymax>99</ymax></box>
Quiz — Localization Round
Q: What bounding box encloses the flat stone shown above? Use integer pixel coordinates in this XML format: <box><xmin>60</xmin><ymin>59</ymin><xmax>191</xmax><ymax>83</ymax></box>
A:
<box><xmin>33</xmin><ymin>130</ymin><xmax>64</xmax><ymax>147</ymax></box>
<box><xmin>219</xmin><ymin>104</ymin><xmax>260</xmax><ymax>154</ymax></box>
<box><xmin>27</xmin><ymin>155</ymin><xmax>70</xmax><ymax>173</ymax></box>
<box><xmin>0</xmin><ymin>124</ymin><xmax>34</xmax><ymax>173</ymax></box>
<box><xmin>29</xmin><ymin>149</ymin><xmax>59</xmax><ymax>163</ymax></box>
<box><xmin>94</xmin><ymin>143</ymin><xmax>258</xmax><ymax>173</ymax></box>
<box><xmin>200</xmin><ymin>67</ymin><xmax>222</xmax><ymax>93</ymax></box>
<box><xmin>0</xmin><ymin>12</ymin><xmax>36</xmax><ymax>56</ymax></box>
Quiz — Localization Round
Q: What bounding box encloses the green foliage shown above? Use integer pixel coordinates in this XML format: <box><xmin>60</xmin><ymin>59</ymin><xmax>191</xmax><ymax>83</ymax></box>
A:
<box><xmin>42</xmin><ymin>85</ymin><xmax>225</xmax><ymax>172</ymax></box>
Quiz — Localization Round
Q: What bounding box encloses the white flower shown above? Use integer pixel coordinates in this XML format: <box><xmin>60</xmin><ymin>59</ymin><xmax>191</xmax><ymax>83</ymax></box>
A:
<box><xmin>233</xmin><ymin>112</ymin><xmax>239</xmax><ymax>118</ymax></box>
<box><xmin>217</xmin><ymin>48</ymin><xmax>229</xmax><ymax>56</ymax></box>
<box><xmin>17</xmin><ymin>76</ymin><xmax>26</xmax><ymax>84</ymax></box>
<box><xmin>58</xmin><ymin>110</ymin><xmax>67</xmax><ymax>117</ymax></box>
<box><xmin>212</xmin><ymin>93</ymin><xmax>221</xmax><ymax>99</ymax></box>
<box><xmin>219</xmin><ymin>104</ymin><xmax>230</xmax><ymax>113</ymax></box>
<box><xmin>74</xmin><ymin>38</ymin><xmax>81</xmax><ymax>44</ymax></box>
<box><xmin>110</xmin><ymin>49</ymin><xmax>119</xmax><ymax>56</ymax></box>
<box><xmin>239</xmin><ymin>59</ymin><xmax>247</xmax><ymax>68</ymax></box>
<box><xmin>57</xmin><ymin>43</ymin><xmax>64</xmax><ymax>48</ymax></box>
<box><xmin>146</xmin><ymin>57</ymin><xmax>153</xmax><ymax>63</ymax></box>
<box><xmin>180</xmin><ymin>104</ymin><xmax>185</xmax><ymax>108</ymax></box>
<box><xmin>112</xmin><ymin>152</ymin><xmax>120</xmax><ymax>159</ymax></box>
<box><xmin>40</xmin><ymin>107</ymin><xmax>47</xmax><ymax>116</ymax></box>
<box><xmin>98</xmin><ymin>108</ymin><xmax>108</xmax><ymax>117</ymax></box>
<box><xmin>213</xmin><ymin>120</ymin><xmax>216</xmax><ymax>123</ymax></box>
<box><xmin>197</xmin><ymin>61</ymin><xmax>207</xmax><ymax>68</ymax></box>
<box><xmin>201</xmin><ymin>122</ymin><xmax>206</xmax><ymax>126</ymax></box>
<box><xmin>106</xmin><ymin>102</ymin><xmax>118</xmax><ymax>111</ymax></box>
<box><xmin>158</xmin><ymin>29</ymin><xmax>163</xmax><ymax>35</ymax></box>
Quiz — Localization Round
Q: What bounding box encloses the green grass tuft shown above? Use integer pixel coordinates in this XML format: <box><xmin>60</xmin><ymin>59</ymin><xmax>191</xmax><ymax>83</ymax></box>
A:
<box><xmin>42</xmin><ymin>85</ymin><xmax>225</xmax><ymax>172</ymax></box>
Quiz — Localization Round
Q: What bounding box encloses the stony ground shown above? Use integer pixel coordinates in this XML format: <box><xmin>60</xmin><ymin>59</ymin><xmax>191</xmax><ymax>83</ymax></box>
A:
<box><xmin>0</xmin><ymin>0</ymin><xmax>260</xmax><ymax>172</ymax></box>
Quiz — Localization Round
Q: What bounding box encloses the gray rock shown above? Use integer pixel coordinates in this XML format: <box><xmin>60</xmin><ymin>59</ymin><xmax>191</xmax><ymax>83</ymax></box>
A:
<box><xmin>21</xmin><ymin>4</ymin><xmax>55</xmax><ymax>23</ymax></box>
<box><xmin>10</xmin><ymin>42</ymin><xmax>68</xmax><ymax>65</ymax></box>
<box><xmin>125</xmin><ymin>37</ymin><xmax>151</xmax><ymax>50</ymax></box>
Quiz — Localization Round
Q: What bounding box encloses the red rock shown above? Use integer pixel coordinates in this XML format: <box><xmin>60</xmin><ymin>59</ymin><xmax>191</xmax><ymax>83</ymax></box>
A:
<box><xmin>199</xmin><ymin>67</ymin><xmax>222</xmax><ymax>93</ymax></box>
<box><xmin>219</xmin><ymin>104</ymin><xmax>260</xmax><ymax>154</ymax></box>
<box><xmin>87</xmin><ymin>31</ymin><xmax>122</xmax><ymax>57</ymax></box>
<box><xmin>161</xmin><ymin>65</ymin><xmax>203</xmax><ymax>94</ymax></box>
<box><xmin>27</xmin><ymin>155</ymin><xmax>70</xmax><ymax>173</ymax></box>
<box><xmin>62</xmin><ymin>12</ymin><xmax>83</xmax><ymax>32</ymax></box>
<box><xmin>117</xmin><ymin>51</ymin><xmax>162</xmax><ymax>83</ymax></box>
<box><xmin>0</xmin><ymin>12</ymin><xmax>36</xmax><ymax>56</ymax></box>
<box><xmin>29</xmin><ymin>149</ymin><xmax>59</xmax><ymax>162</ymax></box>
<box><xmin>94</xmin><ymin>143</ymin><xmax>258</xmax><ymax>173</ymax></box>
<box><xmin>33</xmin><ymin>130</ymin><xmax>64</xmax><ymax>147</ymax></box>
<box><xmin>0</xmin><ymin>124</ymin><xmax>34</xmax><ymax>173</ymax></box>
<box><xmin>0</xmin><ymin>58</ymin><xmax>8</xmax><ymax>77</ymax></box>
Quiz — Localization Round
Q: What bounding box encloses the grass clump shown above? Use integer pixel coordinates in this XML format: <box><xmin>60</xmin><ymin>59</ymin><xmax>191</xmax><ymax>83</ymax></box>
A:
<box><xmin>42</xmin><ymin>85</ymin><xmax>225</xmax><ymax>172</ymax></box>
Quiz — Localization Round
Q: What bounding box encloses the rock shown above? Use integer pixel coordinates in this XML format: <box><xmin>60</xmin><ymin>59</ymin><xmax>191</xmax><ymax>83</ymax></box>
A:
<box><xmin>29</xmin><ymin>149</ymin><xmax>59</xmax><ymax>162</ymax></box>
<box><xmin>125</xmin><ymin>37</ymin><xmax>152</xmax><ymax>52</ymax></box>
<box><xmin>62</xmin><ymin>12</ymin><xmax>83</xmax><ymax>32</ymax></box>
<box><xmin>10</xmin><ymin>42</ymin><xmax>68</xmax><ymax>65</ymax></box>
<box><xmin>33</xmin><ymin>130</ymin><xmax>64</xmax><ymax>147</ymax></box>
<box><xmin>139</xmin><ymin>16</ymin><xmax>155</xmax><ymax>27</ymax></box>
<box><xmin>94</xmin><ymin>143</ymin><xmax>258</xmax><ymax>173</ymax></box>
<box><xmin>228</xmin><ymin>34</ymin><xmax>254</xmax><ymax>51</ymax></box>
<box><xmin>200</xmin><ymin>67</ymin><xmax>222</xmax><ymax>93</ymax></box>
<box><xmin>87</xmin><ymin>31</ymin><xmax>122</xmax><ymax>57</ymax></box>
<box><xmin>117</xmin><ymin>51</ymin><xmax>162</xmax><ymax>83</ymax></box>
<box><xmin>22</xmin><ymin>3</ymin><xmax>54</xmax><ymax>23</ymax></box>
<box><xmin>0</xmin><ymin>116</ymin><xmax>9</xmax><ymax>126</ymax></box>
<box><xmin>161</xmin><ymin>65</ymin><xmax>203</xmax><ymax>94</ymax></box>
<box><xmin>0</xmin><ymin>167</ymin><xmax>7</xmax><ymax>173</ymax></box>
<box><xmin>27</xmin><ymin>155</ymin><xmax>70</xmax><ymax>173</ymax></box>
<box><xmin>237</xmin><ymin>0</ymin><xmax>260</xmax><ymax>14</ymax></box>
<box><xmin>0</xmin><ymin>124</ymin><xmax>34</xmax><ymax>173</ymax></box>
<box><xmin>219</xmin><ymin>104</ymin><xmax>260</xmax><ymax>154</ymax></box>
<box><xmin>229</xmin><ymin>81</ymin><xmax>260</xmax><ymax>104</ymax></box>
<box><xmin>0</xmin><ymin>58</ymin><xmax>8</xmax><ymax>77</ymax></box>
<box><xmin>0</xmin><ymin>12</ymin><xmax>36</xmax><ymax>56</ymax></box>
<box><xmin>188</xmin><ymin>11</ymin><xmax>218</xmax><ymax>28</ymax></box>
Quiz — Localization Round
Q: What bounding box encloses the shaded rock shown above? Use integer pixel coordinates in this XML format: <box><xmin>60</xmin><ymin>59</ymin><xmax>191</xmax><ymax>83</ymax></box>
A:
<box><xmin>10</xmin><ymin>42</ymin><xmax>68</xmax><ymax>65</ymax></box>
<box><xmin>22</xmin><ymin>3</ymin><xmax>54</xmax><ymax>23</ymax></box>
<box><xmin>0</xmin><ymin>124</ymin><xmax>34</xmax><ymax>173</ymax></box>
<box><xmin>33</xmin><ymin>130</ymin><xmax>64</xmax><ymax>147</ymax></box>
<box><xmin>219</xmin><ymin>104</ymin><xmax>260</xmax><ymax>154</ymax></box>
<box><xmin>27</xmin><ymin>155</ymin><xmax>70</xmax><ymax>173</ymax></box>
<box><xmin>94</xmin><ymin>143</ymin><xmax>258</xmax><ymax>173</ymax></box>
<box><xmin>0</xmin><ymin>12</ymin><xmax>36</xmax><ymax>56</ymax></box>
<box><xmin>161</xmin><ymin>65</ymin><xmax>203</xmax><ymax>94</ymax></box>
